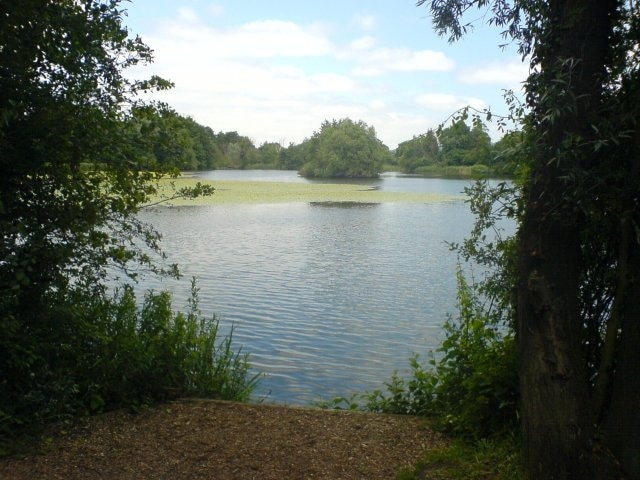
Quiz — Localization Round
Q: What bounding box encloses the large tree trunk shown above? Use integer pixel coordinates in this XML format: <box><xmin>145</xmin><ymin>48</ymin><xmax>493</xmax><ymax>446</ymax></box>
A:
<box><xmin>603</xmin><ymin>116</ymin><xmax>640</xmax><ymax>478</ymax></box>
<box><xmin>517</xmin><ymin>182</ymin><xmax>590</xmax><ymax>478</ymax></box>
<box><xmin>517</xmin><ymin>0</ymin><xmax>618</xmax><ymax>477</ymax></box>
<box><xmin>604</xmin><ymin>233</ymin><xmax>640</xmax><ymax>477</ymax></box>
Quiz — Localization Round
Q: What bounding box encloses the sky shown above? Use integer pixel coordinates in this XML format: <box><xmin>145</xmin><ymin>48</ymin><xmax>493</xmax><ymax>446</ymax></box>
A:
<box><xmin>123</xmin><ymin>0</ymin><xmax>529</xmax><ymax>149</ymax></box>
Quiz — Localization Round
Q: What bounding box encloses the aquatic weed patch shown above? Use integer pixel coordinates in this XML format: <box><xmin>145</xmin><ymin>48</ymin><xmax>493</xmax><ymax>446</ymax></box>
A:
<box><xmin>151</xmin><ymin>178</ymin><xmax>463</xmax><ymax>205</ymax></box>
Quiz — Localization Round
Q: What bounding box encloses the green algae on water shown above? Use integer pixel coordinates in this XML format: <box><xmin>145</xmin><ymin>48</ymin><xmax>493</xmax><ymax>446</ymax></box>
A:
<box><xmin>150</xmin><ymin>178</ymin><xmax>464</xmax><ymax>206</ymax></box>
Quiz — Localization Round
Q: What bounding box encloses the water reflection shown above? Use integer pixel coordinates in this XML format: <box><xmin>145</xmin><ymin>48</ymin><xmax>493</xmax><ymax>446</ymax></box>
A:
<box><xmin>308</xmin><ymin>201</ymin><xmax>381</xmax><ymax>208</ymax></box>
<box><xmin>134</xmin><ymin>172</ymin><xmax>486</xmax><ymax>405</ymax></box>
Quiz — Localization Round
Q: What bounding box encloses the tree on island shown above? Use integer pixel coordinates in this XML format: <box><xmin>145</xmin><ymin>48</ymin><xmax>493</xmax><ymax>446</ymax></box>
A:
<box><xmin>298</xmin><ymin>118</ymin><xmax>391</xmax><ymax>178</ymax></box>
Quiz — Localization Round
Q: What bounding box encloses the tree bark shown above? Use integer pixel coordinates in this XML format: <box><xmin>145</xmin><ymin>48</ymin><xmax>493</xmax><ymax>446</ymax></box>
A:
<box><xmin>604</xmin><ymin>230</ymin><xmax>640</xmax><ymax>478</ymax></box>
<box><xmin>517</xmin><ymin>0</ymin><xmax>618</xmax><ymax>477</ymax></box>
<box><xmin>517</xmin><ymin>185</ymin><xmax>590</xmax><ymax>478</ymax></box>
<box><xmin>603</xmin><ymin>112</ymin><xmax>640</xmax><ymax>478</ymax></box>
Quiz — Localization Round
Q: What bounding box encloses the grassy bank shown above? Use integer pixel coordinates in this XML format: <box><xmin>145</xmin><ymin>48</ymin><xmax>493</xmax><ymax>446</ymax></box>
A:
<box><xmin>152</xmin><ymin>178</ymin><xmax>464</xmax><ymax>206</ymax></box>
<box><xmin>412</xmin><ymin>164</ymin><xmax>504</xmax><ymax>179</ymax></box>
<box><xmin>398</xmin><ymin>436</ymin><xmax>523</xmax><ymax>479</ymax></box>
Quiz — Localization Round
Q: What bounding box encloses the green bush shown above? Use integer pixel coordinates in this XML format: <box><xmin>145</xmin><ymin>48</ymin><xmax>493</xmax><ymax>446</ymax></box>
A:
<box><xmin>0</xmin><ymin>279</ymin><xmax>258</xmax><ymax>454</ymax></box>
<box><xmin>362</xmin><ymin>268</ymin><xmax>518</xmax><ymax>438</ymax></box>
<box><xmin>95</xmin><ymin>280</ymin><xmax>259</xmax><ymax>406</ymax></box>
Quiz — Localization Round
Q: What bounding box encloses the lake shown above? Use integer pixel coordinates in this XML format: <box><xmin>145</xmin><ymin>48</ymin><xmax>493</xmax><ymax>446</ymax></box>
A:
<box><xmin>137</xmin><ymin>170</ymin><xmax>481</xmax><ymax>404</ymax></box>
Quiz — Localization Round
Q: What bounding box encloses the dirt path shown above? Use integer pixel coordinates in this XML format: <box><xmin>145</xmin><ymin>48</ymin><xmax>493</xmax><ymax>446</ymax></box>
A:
<box><xmin>0</xmin><ymin>399</ymin><xmax>442</xmax><ymax>479</ymax></box>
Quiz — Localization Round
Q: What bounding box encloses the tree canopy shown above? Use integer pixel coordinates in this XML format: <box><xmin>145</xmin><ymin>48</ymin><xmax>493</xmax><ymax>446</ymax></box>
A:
<box><xmin>438</xmin><ymin>119</ymin><xmax>491</xmax><ymax>166</ymax></box>
<box><xmin>115</xmin><ymin>107</ymin><xmax>524</xmax><ymax>176</ymax></box>
<box><xmin>0</xmin><ymin>0</ymin><xmax>256</xmax><ymax>445</ymax></box>
<box><xmin>396</xmin><ymin>129</ymin><xmax>440</xmax><ymax>173</ymax></box>
<box><xmin>298</xmin><ymin>118</ymin><xmax>391</xmax><ymax>178</ymax></box>
<box><xmin>395</xmin><ymin>119</ymin><xmax>515</xmax><ymax>176</ymax></box>
<box><xmin>0</xmin><ymin>0</ymin><xmax>172</xmax><ymax>308</ymax></box>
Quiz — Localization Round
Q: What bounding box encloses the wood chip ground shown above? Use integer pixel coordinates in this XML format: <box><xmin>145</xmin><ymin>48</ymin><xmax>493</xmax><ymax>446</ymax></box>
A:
<box><xmin>0</xmin><ymin>399</ymin><xmax>443</xmax><ymax>479</ymax></box>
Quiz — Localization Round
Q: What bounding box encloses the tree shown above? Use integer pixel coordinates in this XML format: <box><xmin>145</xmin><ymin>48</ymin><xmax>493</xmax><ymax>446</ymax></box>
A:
<box><xmin>180</xmin><ymin>116</ymin><xmax>222</xmax><ymax>169</ymax></box>
<box><xmin>298</xmin><ymin>118</ymin><xmax>391</xmax><ymax>178</ymax></box>
<box><xmin>257</xmin><ymin>141</ymin><xmax>282</xmax><ymax>168</ymax></box>
<box><xmin>491</xmin><ymin>130</ymin><xmax>525</xmax><ymax>176</ymax></box>
<box><xmin>126</xmin><ymin>109</ymin><xmax>222</xmax><ymax>170</ymax></box>
<box><xmin>438</xmin><ymin>118</ymin><xmax>491</xmax><ymax>166</ymax></box>
<box><xmin>0</xmin><ymin>0</ymin><xmax>172</xmax><ymax>310</ymax></box>
<box><xmin>468</xmin><ymin>120</ymin><xmax>492</xmax><ymax>165</ymax></box>
<box><xmin>279</xmin><ymin>141</ymin><xmax>311</xmax><ymax>170</ymax></box>
<box><xmin>420</xmin><ymin>0</ymin><xmax>640</xmax><ymax>477</ymax></box>
<box><xmin>396</xmin><ymin>129</ymin><xmax>440</xmax><ymax>173</ymax></box>
<box><xmin>214</xmin><ymin>132</ymin><xmax>259</xmax><ymax>169</ymax></box>
<box><xmin>0</xmin><ymin>0</ymin><xmax>239</xmax><ymax>439</ymax></box>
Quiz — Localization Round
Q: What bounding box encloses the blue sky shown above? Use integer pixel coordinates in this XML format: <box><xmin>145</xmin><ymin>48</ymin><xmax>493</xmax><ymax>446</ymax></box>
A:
<box><xmin>123</xmin><ymin>0</ymin><xmax>528</xmax><ymax>148</ymax></box>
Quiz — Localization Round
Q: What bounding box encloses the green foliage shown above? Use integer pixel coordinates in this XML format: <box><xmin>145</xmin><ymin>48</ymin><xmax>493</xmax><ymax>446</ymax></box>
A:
<box><xmin>421</xmin><ymin>1</ymin><xmax>640</xmax><ymax>475</ymax></box>
<box><xmin>396</xmin><ymin>129</ymin><xmax>440</xmax><ymax>173</ymax></box>
<box><xmin>0</xmin><ymin>0</ymin><xmax>187</xmax><ymax>308</ymax></box>
<box><xmin>0</xmin><ymin>0</ymin><xmax>251</xmax><ymax>456</ymax></box>
<box><xmin>364</xmin><ymin>267</ymin><xmax>518</xmax><ymax>438</ymax></box>
<box><xmin>414</xmin><ymin>164</ymin><xmax>491</xmax><ymax>178</ymax></box>
<box><xmin>397</xmin><ymin>436</ymin><xmax>523</xmax><ymax>480</ymax></box>
<box><xmin>254</xmin><ymin>141</ymin><xmax>283</xmax><ymax>169</ymax></box>
<box><xmin>279</xmin><ymin>142</ymin><xmax>309</xmax><ymax>170</ymax></box>
<box><xmin>438</xmin><ymin>119</ymin><xmax>492</xmax><ymax>166</ymax></box>
<box><xmin>124</xmin><ymin>109</ymin><xmax>295</xmax><ymax>171</ymax></box>
<box><xmin>298</xmin><ymin>118</ymin><xmax>392</xmax><ymax>178</ymax></box>
<box><xmin>395</xmin><ymin>119</ymin><xmax>524</xmax><ymax>178</ymax></box>
<box><xmin>0</xmin><ymin>280</ymin><xmax>258</xmax><ymax>455</ymax></box>
<box><xmin>490</xmin><ymin>130</ymin><xmax>526</xmax><ymax>177</ymax></box>
<box><xmin>215</xmin><ymin>131</ymin><xmax>260</xmax><ymax>169</ymax></box>
<box><xmin>126</xmin><ymin>108</ymin><xmax>223</xmax><ymax>170</ymax></box>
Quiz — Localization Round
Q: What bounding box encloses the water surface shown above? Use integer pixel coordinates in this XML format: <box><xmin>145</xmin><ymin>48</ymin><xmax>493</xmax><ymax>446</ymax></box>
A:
<box><xmin>139</xmin><ymin>171</ymin><xmax>476</xmax><ymax>404</ymax></box>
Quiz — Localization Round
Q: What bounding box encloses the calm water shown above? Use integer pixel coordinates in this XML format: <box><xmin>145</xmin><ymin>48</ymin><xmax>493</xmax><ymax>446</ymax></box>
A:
<box><xmin>138</xmin><ymin>171</ymin><xmax>478</xmax><ymax>404</ymax></box>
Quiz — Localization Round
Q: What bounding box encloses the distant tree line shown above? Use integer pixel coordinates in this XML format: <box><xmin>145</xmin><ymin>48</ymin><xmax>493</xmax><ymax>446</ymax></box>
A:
<box><xmin>134</xmin><ymin>110</ymin><xmax>522</xmax><ymax>177</ymax></box>
<box><xmin>394</xmin><ymin>119</ymin><xmax>523</xmax><ymax>177</ymax></box>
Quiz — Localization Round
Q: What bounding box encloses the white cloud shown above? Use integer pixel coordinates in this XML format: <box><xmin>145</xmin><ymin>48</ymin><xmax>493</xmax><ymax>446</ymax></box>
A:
<box><xmin>354</xmin><ymin>14</ymin><xmax>376</xmax><ymax>30</ymax></box>
<box><xmin>415</xmin><ymin>93</ymin><xmax>486</xmax><ymax>112</ymax></box>
<box><xmin>459</xmin><ymin>59</ymin><xmax>528</xmax><ymax>87</ymax></box>
<box><xmin>130</xmin><ymin>7</ymin><xmax>508</xmax><ymax>148</ymax></box>
<box><xmin>311</xmin><ymin>73</ymin><xmax>356</xmax><ymax>92</ymax></box>
<box><xmin>235</xmin><ymin>21</ymin><xmax>334</xmax><ymax>57</ymax></box>
<box><xmin>177</xmin><ymin>7</ymin><xmax>199</xmax><ymax>23</ymax></box>
<box><xmin>349</xmin><ymin>35</ymin><xmax>376</xmax><ymax>51</ymax></box>
<box><xmin>352</xmin><ymin>48</ymin><xmax>454</xmax><ymax>76</ymax></box>
<box><xmin>148</xmin><ymin>19</ymin><xmax>333</xmax><ymax>62</ymax></box>
<box><xmin>208</xmin><ymin>3</ymin><xmax>225</xmax><ymax>17</ymax></box>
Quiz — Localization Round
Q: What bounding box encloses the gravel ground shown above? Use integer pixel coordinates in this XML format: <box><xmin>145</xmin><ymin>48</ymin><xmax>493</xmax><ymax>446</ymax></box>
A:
<box><xmin>0</xmin><ymin>399</ymin><xmax>443</xmax><ymax>480</ymax></box>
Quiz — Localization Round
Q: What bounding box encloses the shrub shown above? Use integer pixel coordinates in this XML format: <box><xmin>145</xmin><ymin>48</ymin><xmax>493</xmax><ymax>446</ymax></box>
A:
<box><xmin>0</xmin><ymin>279</ymin><xmax>258</xmax><ymax>455</ymax></box>
<box><xmin>362</xmin><ymin>268</ymin><xmax>518</xmax><ymax>438</ymax></box>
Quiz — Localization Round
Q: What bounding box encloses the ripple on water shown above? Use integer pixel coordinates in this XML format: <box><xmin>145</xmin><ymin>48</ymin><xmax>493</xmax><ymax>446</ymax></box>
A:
<box><xmin>133</xmin><ymin>179</ymin><xmax>494</xmax><ymax>404</ymax></box>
